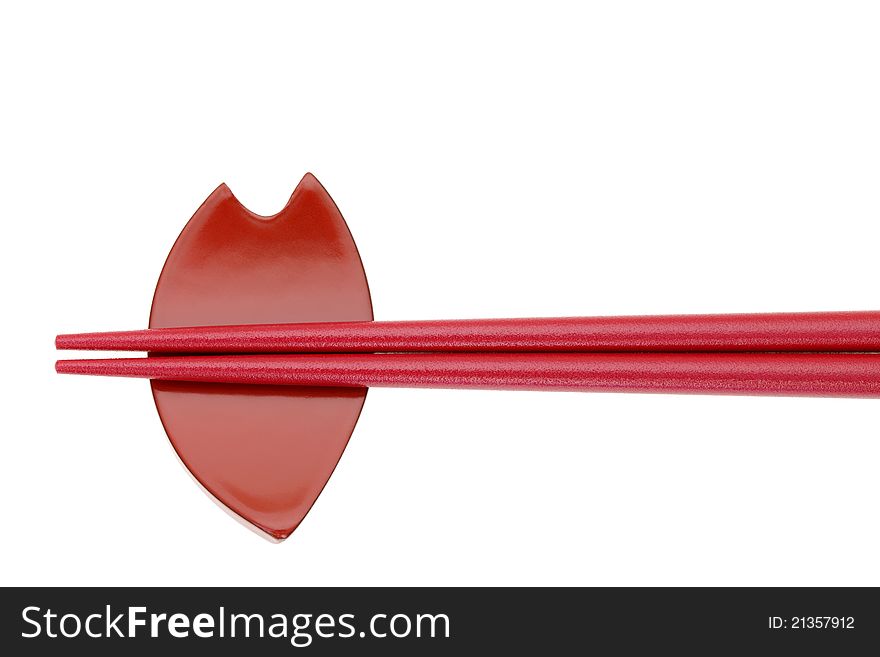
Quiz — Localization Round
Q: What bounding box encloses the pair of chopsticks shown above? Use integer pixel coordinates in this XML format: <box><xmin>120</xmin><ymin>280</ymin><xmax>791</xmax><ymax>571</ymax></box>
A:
<box><xmin>55</xmin><ymin>311</ymin><xmax>880</xmax><ymax>397</ymax></box>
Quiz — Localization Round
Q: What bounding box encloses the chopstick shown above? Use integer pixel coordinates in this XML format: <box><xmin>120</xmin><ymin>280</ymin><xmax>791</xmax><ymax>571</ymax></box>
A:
<box><xmin>55</xmin><ymin>311</ymin><xmax>880</xmax><ymax>353</ymax></box>
<box><xmin>55</xmin><ymin>352</ymin><xmax>880</xmax><ymax>397</ymax></box>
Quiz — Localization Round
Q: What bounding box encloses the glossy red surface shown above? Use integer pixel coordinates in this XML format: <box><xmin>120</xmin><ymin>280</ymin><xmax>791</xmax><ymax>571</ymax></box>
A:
<box><xmin>149</xmin><ymin>174</ymin><xmax>372</xmax><ymax>540</ymax></box>
<box><xmin>57</xmin><ymin>311</ymin><xmax>880</xmax><ymax>353</ymax></box>
<box><xmin>58</xmin><ymin>352</ymin><xmax>880</xmax><ymax>398</ymax></box>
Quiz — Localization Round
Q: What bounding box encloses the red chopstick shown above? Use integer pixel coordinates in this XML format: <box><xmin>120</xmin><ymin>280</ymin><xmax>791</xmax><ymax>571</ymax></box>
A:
<box><xmin>55</xmin><ymin>352</ymin><xmax>880</xmax><ymax>398</ymax></box>
<box><xmin>55</xmin><ymin>311</ymin><xmax>880</xmax><ymax>353</ymax></box>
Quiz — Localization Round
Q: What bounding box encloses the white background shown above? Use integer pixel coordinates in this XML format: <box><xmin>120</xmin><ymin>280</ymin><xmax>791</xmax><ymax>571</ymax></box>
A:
<box><xmin>1</xmin><ymin>2</ymin><xmax>879</xmax><ymax>586</ymax></box>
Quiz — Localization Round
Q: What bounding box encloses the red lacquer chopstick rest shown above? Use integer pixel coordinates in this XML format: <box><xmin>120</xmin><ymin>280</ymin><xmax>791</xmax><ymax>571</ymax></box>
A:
<box><xmin>55</xmin><ymin>174</ymin><xmax>880</xmax><ymax>540</ymax></box>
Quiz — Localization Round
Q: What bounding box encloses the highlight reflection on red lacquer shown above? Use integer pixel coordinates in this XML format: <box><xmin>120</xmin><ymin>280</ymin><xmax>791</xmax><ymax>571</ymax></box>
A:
<box><xmin>149</xmin><ymin>174</ymin><xmax>373</xmax><ymax>540</ymax></box>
